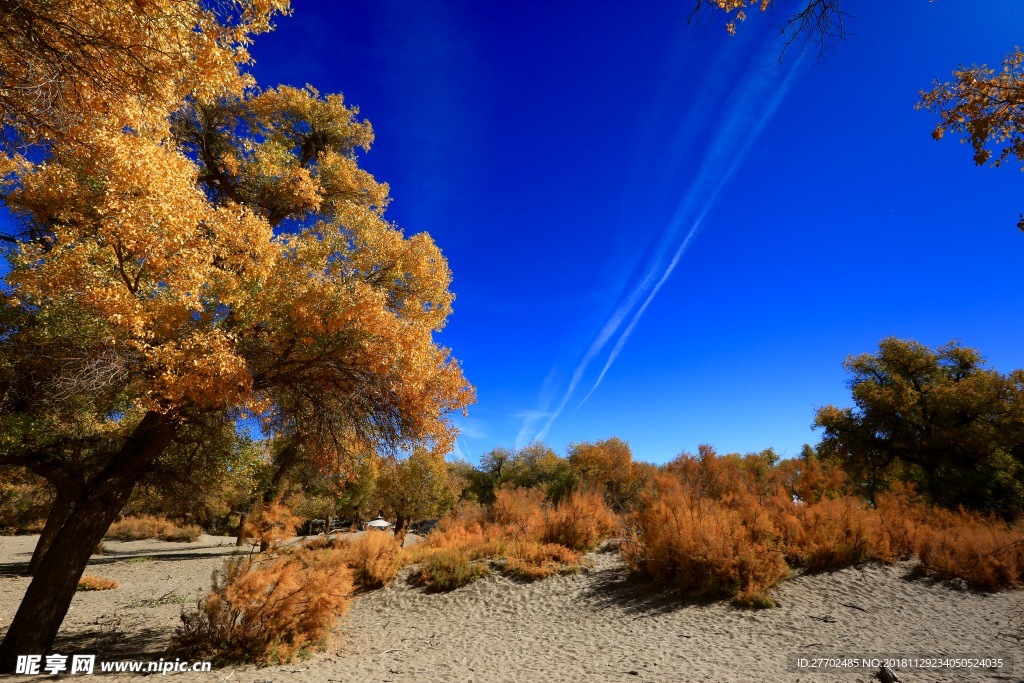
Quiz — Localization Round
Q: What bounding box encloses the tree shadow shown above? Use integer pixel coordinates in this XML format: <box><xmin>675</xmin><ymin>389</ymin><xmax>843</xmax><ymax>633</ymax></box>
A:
<box><xmin>578</xmin><ymin>561</ymin><xmax>721</xmax><ymax>617</ymax></box>
<box><xmin>51</xmin><ymin>614</ymin><xmax>177</xmax><ymax>661</ymax></box>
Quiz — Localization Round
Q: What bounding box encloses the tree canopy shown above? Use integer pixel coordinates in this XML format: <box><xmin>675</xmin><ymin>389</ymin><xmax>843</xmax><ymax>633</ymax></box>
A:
<box><xmin>814</xmin><ymin>338</ymin><xmax>1024</xmax><ymax>519</ymax></box>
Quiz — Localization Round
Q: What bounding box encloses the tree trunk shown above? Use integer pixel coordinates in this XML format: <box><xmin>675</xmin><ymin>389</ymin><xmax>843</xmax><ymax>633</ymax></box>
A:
<box><xmin>394</xmin><ymin>513</ymin><xmax>409</xmax><ymax>544</ymax></box>
<box><xmin>27</xmin><ymin>488</ymin><xmax>74</xmax><ymax>576</ymax></box>
<box><xmin>0</xmin><ymin>411</ymin><xmax>176</xmax><ymax>672</ymax></box>
<box><xmin>235</xmin><ymin>512</ymin><xmax>248</xmax><ymax>546</ymax></box>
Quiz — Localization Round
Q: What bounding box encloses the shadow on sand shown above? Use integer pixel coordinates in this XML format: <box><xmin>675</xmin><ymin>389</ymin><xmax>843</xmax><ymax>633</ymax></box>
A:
<box><xmin>577</xmin><ymin>551</ymin><xmax>721</xmax><ymax>618</ymax></box>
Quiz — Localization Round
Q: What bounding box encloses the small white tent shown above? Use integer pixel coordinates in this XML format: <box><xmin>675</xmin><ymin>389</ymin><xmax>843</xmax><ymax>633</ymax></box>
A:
<box><xmin>366</xmin><ymin>516</ymin><xmax>390</xmax><ymax>531</ymax></box>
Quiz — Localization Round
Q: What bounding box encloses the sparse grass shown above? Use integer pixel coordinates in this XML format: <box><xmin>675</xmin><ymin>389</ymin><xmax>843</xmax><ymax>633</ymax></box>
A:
<box><xmin>77</xmin><ymin>576</ymin><xmax>119</xmax><ymax>591</ymax></box>
<box><xmin>132</xmin><ymin>594</ymin><xmax>190</xmax><ymax>608</ymax></box>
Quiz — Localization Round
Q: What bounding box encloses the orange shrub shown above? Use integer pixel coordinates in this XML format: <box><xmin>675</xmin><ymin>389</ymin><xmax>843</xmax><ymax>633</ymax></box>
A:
<box><xmin>784</xmin><ymin>497</ymin><xmax>886</xmax><ymax>571</ymax></box>
<box><xmin>500</xmin><ymin>540</ymin><xmax>581</xmax><ymax>580</ymax></box>
<box><xmin>415</xmin><ymin>549</ymin><xmax>490</xmax><ymax>592</ymax></box>
<box><xmin>443</xmin><ymin>500</ymin><xmax>488</xmax><ymax>530</ymax></box>
<box><xmin>914</xmin><ymin>513</ymin><xmax>1024</xmax><ymax>591</ymax></box>
<box><xmin>489</xmin><ymin>485</ymin><xmax>545</xmax><ymax>540</ymax></box>
<box><xmin>244</xmin><ymin>502</ymin><xmax>301</xmax><ymax>551</ymax></box>
<box><xmin>621</xmin><ymin>474</ymin><xmax>788</xmax><ymax>606</ymax></box>
<box><xmin>542</xmin><ymin>488</ymin><xmax>619</xmax><ymax>551</ymax></box>
<box><xmin>340</xmin><ymin>532</ymin><xmax>402</xmax><ymax>588</ymax></box>
<box><xmin>175</xmin><ymin>545</ymin><xmax>352</xmax><ymax>663</ymax></box>
<box><xmin>402</xmin><ymin>486</ymin><xmax>599</xmax><ymax>587</ymax></box>
<box><xmin>77</xmin><ymin>576</ymin><xmax>119</xmax><ymax>591</ymax></box>
<box><xmin>105</xmin><ymin>515</ymin><xmax>201</xmax><ymax>542</ymax></box>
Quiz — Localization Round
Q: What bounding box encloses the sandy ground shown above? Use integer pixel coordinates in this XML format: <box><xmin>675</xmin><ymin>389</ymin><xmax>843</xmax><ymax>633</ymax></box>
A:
<box><xmin>1</xmin><ymin>533</ymin><xmax>1022</xmax><ymax>682</ymax></box>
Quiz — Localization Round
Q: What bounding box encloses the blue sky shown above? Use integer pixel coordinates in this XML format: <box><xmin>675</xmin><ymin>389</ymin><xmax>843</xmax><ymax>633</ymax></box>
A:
<box><xmin>249</xmin><ymin>0</ymin><xmax>1024</xmax><ymax>464</ymax></box>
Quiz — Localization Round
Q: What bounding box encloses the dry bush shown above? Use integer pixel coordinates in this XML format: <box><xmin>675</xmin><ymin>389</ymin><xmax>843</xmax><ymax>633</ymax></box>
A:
<box><xmin>77</xmin><ymin>576</ymin><xmax>119</xmax><ymax>591</ymax></box>
<box><xmin>339</xmin><ymin>532</ymin><xmax>401</xmax><ymax>588</ymax></box>
<box><xmin>105</xmin><ymin>515</ymin><xmax>201</xmax><ymax>542</ymax></box>
<box><xmin>500</xmin><ymin>540</ymin><xmax>582</xmax><ymax>580</ymax></box>
<box><xmin>489</xmin><ymin>485</ymin><xmax>546</xmax><ymax>540</ymax></box>
<box><xmin>244</xmin><ymin>502</ymin><xmax>301</xmax><ymax>551</ymax></box>
<box><xmin>443</xmin><ymin>500</ymin><xmax>488</xmax><ymax>530</ymax></box>
<box><xmin>403</xmin><ymin>488</ymin><xmax>598</xmax><ymax>587</ymax></box>
<box><xmin>914</xmin><ymin>513</ymin><xmax>1024</xmax><ymax>591</ymax></box>
<box><xmin>415</xmin><ymin>549</ymin><xmax>491</xmax><ymax>592</ymax></box>
<box><xmin>404</xmin><ymin>522</ymin><xmax>489</xmax><ymax>564</ymax></box>
<box><xmin>623</xmin><ymin>451</ymin><xmax>1024</xmax><ymax>603</ymax></box>
<box><xmin>784</xmin><ymin>497</ymin><xmax>887</xmax><ymax>571</ymax></box>
<box><xmin>622</xmin><ymin>473</ymin><xmax>788</xmax><ymax>606</ymax></box>
<box><xmin>175</xmin><ymin>546</ymin><xmax>352</xmax><ymax>664</ymax></box>
<box><xmin>542</xmin><ymin>488</ymin><xmax>620</xmax><ymax>551</ymax></box>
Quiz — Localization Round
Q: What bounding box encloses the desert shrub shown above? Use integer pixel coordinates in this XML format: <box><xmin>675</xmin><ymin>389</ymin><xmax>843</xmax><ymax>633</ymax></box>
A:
<box><xmin>914</xmin><ymin>513</ymin><xmax>1024</xmax><ymax>591</ymax></box>
<box><xmin>542</xmin><ymin>488</ymin><xmax>619</xmax><ymax>551</ymax></box>
<box><xmin>175</xmin><ymin>545</ymin><xmax>352</xmax><ymax>664</ymax></box>
<box><xmin>403</xmin><ymin>489</ymin><xmax>595</xmax><ymax>585</ymax></box>
<box><xmin>621</xmin><ymin>474</ymin><xmax>788</xmax><ymax>606</ymax></box>
<box><xmin>243</xmin><ymin>502</ymin><xmax>301</xmax><ymax>551</ymax></box>
<box><xmin>105</xmin><ymin>515</ymin><xmax>201</xmax><ymax>542</ymax></box>
<box><xmin>77</xmin><ymin>576</ymin><xmax>119</xmax><ymax>591</ymax></box>
<box><xmin>784</xmin><ymin>497</ymin><xmax>885</xmax><ymax>571</ymax></box>
<box><xmin>777</xmin><ymin>453</ymin><xmax>848</xmax><ymax>503</ymax></box>
<box><xmin>340</xmin><ymin>532</ymin><xmax>401</xmax><ymax>588</ymax></box>
<box><xmin>404</xmin><ymin>522</ymin><xmax>489</xmax><ymax>564</ymax></box>
<box><xmin>443</xmin><ymin>500</ymin><xmax>488</xmax><ymax>531</ymax></box>
<box><xmin>416</xmin><ymin>549</ymin><xmax>491</xmax><ymax>592</ymax></box>
<box><xmin>500</xmin><ymin>540</ymin><xmax>582</xmax><ymax>580</ymax></box>
<box><xmin>489</xmin><ymin>485</ymin><xmax>545</xmax><ymax>540</ymax></box>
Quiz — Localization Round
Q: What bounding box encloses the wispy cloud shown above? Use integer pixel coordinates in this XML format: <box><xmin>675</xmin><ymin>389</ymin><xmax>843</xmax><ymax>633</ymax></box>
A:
<box><xmin>526</xmin><ymin>24</ymin><xmax>809</xmax><ymax>444</ymax></box>
<box><xmin>513</xmin><ymin>409</ymin><xmax>552</xmax><ymax>448</ymax></box>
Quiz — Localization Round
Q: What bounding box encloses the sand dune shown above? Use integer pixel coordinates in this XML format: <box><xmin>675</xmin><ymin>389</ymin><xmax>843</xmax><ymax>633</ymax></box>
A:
<box><xmin>1</xmin><ymin>534</ymin><xmax>1020</xmax><ymax>682</ymax></box>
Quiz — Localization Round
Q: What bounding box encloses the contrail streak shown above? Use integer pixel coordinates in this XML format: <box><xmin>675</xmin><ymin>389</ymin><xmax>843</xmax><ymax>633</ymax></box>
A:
<box><xmin>530</xmin><ymin>24</ymin><xmax>808</xmax><ymax>443</ymax></box>
<box><xmin>580</xmin><ymin>51</ymin><xmax>807</xmax><ymax>404</ymax></box>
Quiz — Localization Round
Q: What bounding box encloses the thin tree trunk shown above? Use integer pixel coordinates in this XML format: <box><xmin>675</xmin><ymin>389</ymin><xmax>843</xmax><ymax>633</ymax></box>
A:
<box><xmin>27</xmin><ymin>488</ymin><xmax>74</xmax><ymax>576</ymax></box>
<box><xmin>394</xmin><ymin>513</ymin><xmax>409</xmax><ymax>544</ymax></box>
<box><xmin>235</xmin><ymin>512</ymin><xmax>248</xmax><ymax>546</ymax></box>
<box><xmin>0</xmin><ymin>411</ymin><xmax>176</xmax><ymax>672</ymax></box>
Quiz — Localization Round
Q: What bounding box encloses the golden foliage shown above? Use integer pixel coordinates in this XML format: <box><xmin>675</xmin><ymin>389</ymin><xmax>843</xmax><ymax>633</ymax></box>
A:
<box><xmin>105</xmin><ymin>515</ymin><xmax>201</xmax><ymax>542</ymax></box>
<box><xmin>175</xmin><ymin>545</ymin><xmax>352</xmax><ymax>664</ymax></box>
<box><xmin>243</xmin><ymin>502</ymin><xmax>301</xmax><ymax>551</ymax></box>
<box><xmin>0</xmin><ymin>0</ymin><xmax>290</xmax><ymax>140</ymax></box>
<box><xmin>489</xmin><ymin>485</ymin><xmax>546</xmax><ymax>540</ymax></box>
<box><xmin>77</xmin><ymin>576</ymin><xmax>119</xmax><ymax>591</ymax></box>
<box><xmin>372</xmin><ymin>447</ymin><xmax>463</xmax><ymax>533</ymax></box>
<box><xmin>499</xmin><ymin>541</ymin><xmax>582</xmax><ymax>581</ymax></box>
<box><xmin>914</xmin><ymin>512</ymin><xmax>1024</xmax><ymax>591</ymax></box>
<box><xmin>568</xmin><ymin>437</ymin><xmax>652</xmax><ymax>511</ymax></box>
<box><xmin>920</xmin><ymin>48</ymin><xmax>1024</xmax><ymax>169</ymax></box>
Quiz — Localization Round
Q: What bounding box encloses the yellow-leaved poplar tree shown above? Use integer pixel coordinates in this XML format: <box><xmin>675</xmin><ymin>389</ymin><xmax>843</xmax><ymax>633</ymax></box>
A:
<box><xmin>0</xmin><ymin>0</ymin><xmax>473</xmax><ymax>668</ymax></box>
